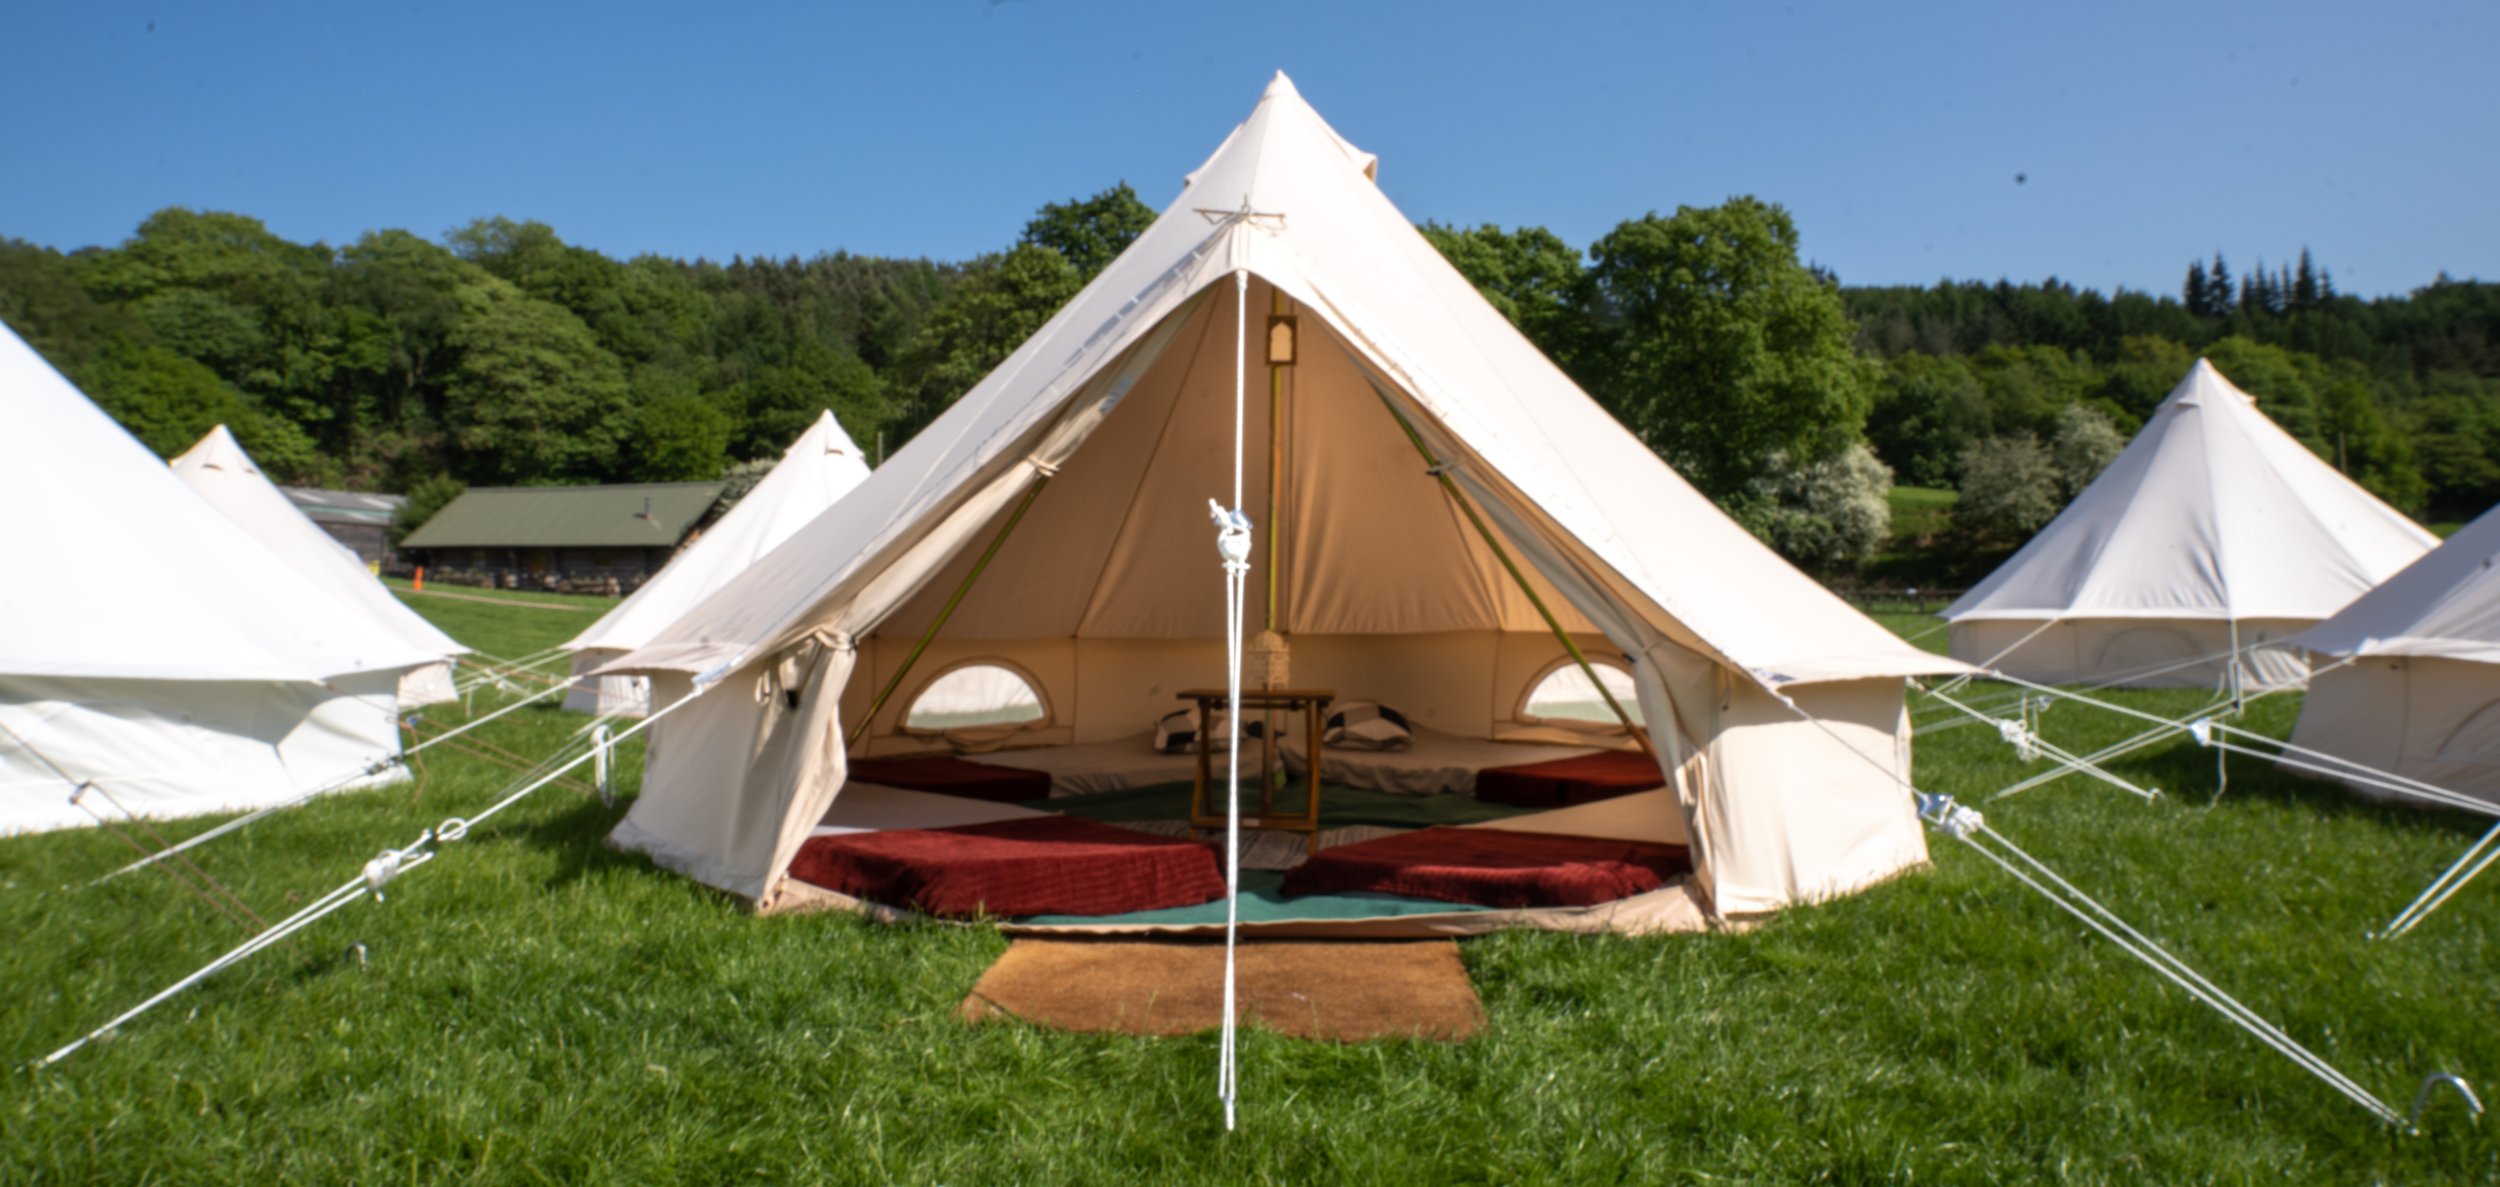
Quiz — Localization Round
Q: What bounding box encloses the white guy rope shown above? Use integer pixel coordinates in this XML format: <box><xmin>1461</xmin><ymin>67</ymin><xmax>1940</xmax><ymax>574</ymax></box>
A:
<box><xmin>2380</xmin><ymin>819</ymin><xmax>2500</xmax><ymax>939</ymax></box>
<box><xmin>1216</xmin><ymin>266</ymin><xmax>1251</xmax><ymax>1134</ymax></box>
<box><xmin>90</xmin><ymin>676</ymin><xmax>577</xmax><ymax>887</ymax></box>
<box><xmin>34</xmin><ymin>685</ymin><xmax>700</xmax><ymax>1069</ymax></box>
<box><xmin>1920</xmin><ymin>683</ymin><xmax>2161</xmax><ymax>801</ymax></box>
<box><xmin>1768</xmin><ymin>695</ymin><xmax>2418</xmax><ymax>1127</ymax></box>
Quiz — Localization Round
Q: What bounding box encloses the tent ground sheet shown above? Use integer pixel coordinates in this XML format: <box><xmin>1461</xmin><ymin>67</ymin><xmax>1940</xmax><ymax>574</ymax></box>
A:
<box><xmin>958</xmin><ymin>938</ymin><xmax>1484</xmax><ymax>1040</ymax></box>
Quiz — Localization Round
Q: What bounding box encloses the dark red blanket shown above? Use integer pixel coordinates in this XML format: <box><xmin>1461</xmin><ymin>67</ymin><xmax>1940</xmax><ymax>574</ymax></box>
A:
<box><xmin>787</xmin><ymin>816</ymin><xmax>1226</xmax><ymax>918</ymax></box>
<box><xmin>847</xmin><ymin>755</ymin><xmax>1051</xmax><ymax>803</ymax></box>
<box><xmin>1474</xmin><ymin>749</ymin><xmax>1666</xmax><ymax>808</ymax></box>
<box><xmin>1279</xmin><ymin>827</ymin><xmax>1691</xmax><ymax>909</ymax></box>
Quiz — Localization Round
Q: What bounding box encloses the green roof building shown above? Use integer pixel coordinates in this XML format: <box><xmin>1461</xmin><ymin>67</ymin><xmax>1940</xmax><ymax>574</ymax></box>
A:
<box><xmin>400</xmin><ymin>482</ymin><xmax>726</xmax><ymax>591</ymax></box>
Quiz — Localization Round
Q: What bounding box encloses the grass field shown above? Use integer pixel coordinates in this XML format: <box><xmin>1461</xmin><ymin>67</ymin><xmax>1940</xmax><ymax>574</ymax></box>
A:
<box><xmin>7</xmin><ymin>594</ymin><xmax>2500</xmax><ymax>1182</ymax></box>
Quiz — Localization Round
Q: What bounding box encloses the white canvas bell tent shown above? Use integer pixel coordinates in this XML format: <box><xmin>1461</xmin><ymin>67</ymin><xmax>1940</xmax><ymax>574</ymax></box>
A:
<box><xmin>562</xmin><ymin>411</ymin><xmax>870</xmax><ymax>717</ymax></box>
<box><xmin>0</xmin><ymin>325</ymin><xmax>437</xmax><ymax>836</ymax></box>
<box><xmin>2284</xmin><ymin>502</ymin><xmax>2500</xmax><ymax>809</ymax></box>
<box><xmin>1943</xmin><ymin>359</ymin><xmax>2435</xmax><ymax>690</ymax></box>
<box><xmin>601</xmin><ymin>73</ymin><xmax>1966</xmax><ymax>927</ymax></box>
<box><xmin>170</xmin><ymin>425</ymin><xmax>468</xmax><ymax>707</ymax></box>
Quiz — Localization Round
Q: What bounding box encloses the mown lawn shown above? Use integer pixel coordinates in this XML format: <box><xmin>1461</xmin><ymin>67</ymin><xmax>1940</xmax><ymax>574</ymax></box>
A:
<box><xmin>6</xmin><ymin>594</ymin><xmax>2500</xmax><ymax>1182</ymax></box>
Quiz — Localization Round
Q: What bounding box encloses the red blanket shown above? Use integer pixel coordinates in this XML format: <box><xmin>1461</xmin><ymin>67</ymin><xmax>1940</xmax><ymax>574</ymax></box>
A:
<box><xmin>1279</xmin><ymin>827</ymin><xmax>1691</xmax><ymax>909</ymax></box>
<box><xmin>787</xmin><ymin>816</ymin><xmax>1226</xmax><ymax>918</ymax></box>
<box><xmin>847</xmin><ymin>755</ymin><xmax>1051</xmax><ymax>803</ymax></box>
<box><xmin>1474</xmin><ymin>749</ymin><xmax>1666</xmax><ymax>808</ymax></box>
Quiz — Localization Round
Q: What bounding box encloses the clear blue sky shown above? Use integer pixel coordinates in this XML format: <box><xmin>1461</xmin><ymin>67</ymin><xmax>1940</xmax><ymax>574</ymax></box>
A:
<box><xmin>5</xmin><ymin>1</ymin><xmax>2492</xmax><ymax>297</ymax></box>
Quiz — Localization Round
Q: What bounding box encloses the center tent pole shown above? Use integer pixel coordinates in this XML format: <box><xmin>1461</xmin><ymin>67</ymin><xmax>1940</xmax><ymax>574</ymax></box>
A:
<box><xmin>1368</xmin><ymin>385</ymin><xmax>1659</xmax><ymax>766</ymax></box>
<box><xmin>844</xmin><ymin>472</ymin><xmax>1054</xmax><ymax>749</ymax></box>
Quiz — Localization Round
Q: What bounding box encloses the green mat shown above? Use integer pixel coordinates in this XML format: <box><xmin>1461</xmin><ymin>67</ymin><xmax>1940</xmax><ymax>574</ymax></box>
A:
<box><xmin>1047</xmin><ymin>779</ymin><xmax>1537</xmax><ymax>829</ymax></box>
<box><xmin>1018</xmin><ymin>869</ymin><xmax>1490</xmax><ymax>927</ymax></box>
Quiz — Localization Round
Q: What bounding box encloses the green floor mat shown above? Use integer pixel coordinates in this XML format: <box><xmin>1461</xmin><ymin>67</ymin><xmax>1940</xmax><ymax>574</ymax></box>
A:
<box><xmin>1018</xmin><ymin>869</ymin><xmax>1489</xmax><ymax>927</ymax></box>
<box><xmin>1047</xmin><ymin>779</ymin><xmax>1538</xmax><ymax>829</ymax></box>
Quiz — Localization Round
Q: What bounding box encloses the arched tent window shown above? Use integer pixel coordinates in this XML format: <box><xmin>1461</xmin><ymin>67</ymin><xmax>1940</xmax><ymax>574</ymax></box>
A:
<box><xmin>904</xmin><ymin>661</ymin><xmax>1049</xmax><ymax>731</ymax></box>
<box><xmin>1517</xmin><ymin>658</ymin><xmax>1644</xmax><ymax>730</ymax></box>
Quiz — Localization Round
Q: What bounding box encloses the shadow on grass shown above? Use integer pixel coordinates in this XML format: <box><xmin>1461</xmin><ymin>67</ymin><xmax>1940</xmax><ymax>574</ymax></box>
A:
<box><xmin>509</xmin><ymin>792</ymin><xmax>648</xmax><ymax>890</ymax></box>
<box><xmin>2106</xmin><ymin>734</ymin><xmax>2497</xmax><ymax>841</ymax></box>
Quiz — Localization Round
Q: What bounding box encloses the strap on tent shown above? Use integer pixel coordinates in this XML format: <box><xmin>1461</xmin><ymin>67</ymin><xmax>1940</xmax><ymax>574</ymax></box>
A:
<box><xmin>1366</xmin><ymin>388</ymin><xmax>1657</xmax><ymax>765</ymax></box>
<box><xmin>844</xmin><ymin>470</ymin><xmax>1055</xmax><ymax>750</ymax></box>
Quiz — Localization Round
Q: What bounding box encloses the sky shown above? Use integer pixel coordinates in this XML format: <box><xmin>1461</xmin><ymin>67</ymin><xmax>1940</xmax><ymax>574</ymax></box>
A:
<box><xmin>4</xmin><ymin>0</ymin><xmax>2494</xmax><ymax>297</ymax></box>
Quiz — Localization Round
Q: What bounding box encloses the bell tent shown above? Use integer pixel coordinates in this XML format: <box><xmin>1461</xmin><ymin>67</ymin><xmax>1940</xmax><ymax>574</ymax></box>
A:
<box><xmin>600</xmin><ymin>74</ymin><xmax>1965</xmax><ymax>931</ymax></box>
<box><xmin>1943</xmin><ymin>359</ymin><xmax>2434</xmax><ymax>690</ymax></box>
<box><xmin>170</xmin><ymin>425</ymin><xmax>468</xmax><ymax>706</ymax></box>
<box><xmin>0</xmin><ymin>326</ymin><xmax>436</xmax><ymax>836</ymax></box>
<box><xmin>2285</xmin><ymin>502</ymin><xmax>2500</xmax><ymax>809</ymax></box>
<box><xmin>562</xmin><ymin>411</ymin><xmax>871</xmax><ymax>717</ymax></box>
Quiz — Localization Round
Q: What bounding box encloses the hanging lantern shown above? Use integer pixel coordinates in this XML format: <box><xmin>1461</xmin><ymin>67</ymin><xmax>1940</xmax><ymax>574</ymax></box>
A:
<box><xmin>1247</xmin><ymin>628</ymin><xmax>1291</xmax><ymax>689</ymax></box>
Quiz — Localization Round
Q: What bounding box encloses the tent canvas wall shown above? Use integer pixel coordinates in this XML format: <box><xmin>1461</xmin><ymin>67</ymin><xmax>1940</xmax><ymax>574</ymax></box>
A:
<box><xmin>171</xmin><ymin>426</ymin><xmax>469</xmax><ymax>706</ymax></box>
<box><xmin>0</xmin><ymin>325</ymin><xmax>436</xmax><ymax>836</ymax></box>
<box><xmin>563</xmin><ymin>411</ymin><xmax>871</xmax><ymax>716</ymax></box>
<box><xmin>601</xmin><ymin>74</ymin><xmax>1965</xmax><ymax>927</ymax></box>
<box><xmin>1943</xmin><ymin>360</ymin><xmax>2435</xmax><ymax>689</ymax></box>
<box><xmin>2286</xmin><ymin>502</ymin><xmax>2500</xmax><ymax>809</ymax></box>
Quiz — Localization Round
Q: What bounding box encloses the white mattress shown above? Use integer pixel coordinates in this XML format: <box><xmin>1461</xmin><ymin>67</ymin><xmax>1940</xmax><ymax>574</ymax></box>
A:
<box><xmin>1281</xmin><ymin>727</ymin><xmax>1605</xmax><ymax>796</ymax></box>
<box><xmin>810</xmin><ymin>782</ymin><xmax>1051</xmax><ymax>836</ymax></box>
<box><xmin>976</xmin><ymin>735</ymin><xmax>1203</xmax><ymax>796</ymax></box>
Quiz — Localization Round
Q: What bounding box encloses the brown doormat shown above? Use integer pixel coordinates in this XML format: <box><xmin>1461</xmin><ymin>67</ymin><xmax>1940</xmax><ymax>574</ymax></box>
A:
<box><xmin>959</xmin><ymin>938</ymin><xmax>1484</xmax><ymax>1041</ymax></box>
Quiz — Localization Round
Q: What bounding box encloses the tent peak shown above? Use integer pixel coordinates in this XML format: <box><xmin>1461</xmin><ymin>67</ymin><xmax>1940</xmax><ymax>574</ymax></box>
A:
<box><xmin>174</xmin><ymin>423</ymin><xmax>259</xmax><ymax>476</ymax></box>
<box><xmin>1262</xmin><ymin>71</ymin><xmax>1300</xmax><ymax>100</ymax></box>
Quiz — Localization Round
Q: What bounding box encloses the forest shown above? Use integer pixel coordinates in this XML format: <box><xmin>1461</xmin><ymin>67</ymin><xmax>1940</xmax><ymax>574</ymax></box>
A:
<box><xmin>5</xmin><ymin>190</ymin><xmax>2496</xmax><ymax>571</ymax></box>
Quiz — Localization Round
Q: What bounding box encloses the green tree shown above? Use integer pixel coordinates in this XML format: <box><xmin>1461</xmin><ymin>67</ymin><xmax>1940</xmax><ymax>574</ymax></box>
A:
<box><xmin>2049</xmin><ymin>403</ymin><xmax>2125</xmax><ymax>497</ymax></box>
<box><xmin>1020</xmin><ymin>183</ymin><xmax>1157</xmax><ymax>281</ymax></box>
<box><xmin>1867</xmin><ymin>353</ymin><xmax>1987</xmax><ymax>487</ymax></box>
<box><xmin>1737</xmin><ymin>442</ymin><xmax>1895</xmax><ymax>571</ymax></box>
<box><xmin>1956</xmin><ymin>434</ymin><xmax>2063</xmax><ymax>543</ymax></box>
<box><xmin>439</xmin><ymin>277</ymin><xmax>631</xmax><ymax>483</ymax></box>
<box><xmin>891</xmin><ymin>243</ymin><xmax>1081</xmax><ymax>439</ymax></box>
<box><xmin>630</xmin><ymin>392</ymin><xmax>733</xmax><ymax>481</ymax></box>
<box><xmin>1419</xmin><ymin>222</ymin><xmax>1587</xmax><ymax>369</ymax></box>
<box><xmin>1581</xmin><ymin>198</ymin><xmax>1876</xmax><ymax>499</ymax></box>
<box><xmin>393</xmin><ymin>473</ymin><xmax>466</xmax><ymax>546</ymax></box>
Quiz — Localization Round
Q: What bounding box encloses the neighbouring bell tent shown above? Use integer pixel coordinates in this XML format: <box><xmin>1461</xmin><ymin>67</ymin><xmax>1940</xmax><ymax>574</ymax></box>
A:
<box><xmin>562</xmin><ymin>411</ymin><xmax>872</xmax><ymax>717</ymax></box>
<box><xmin>601</xmin><ymin>74</ymin><xmax>1966</xmax><ymax>929</ymax></box>
<box><xmin>0</xmin><ymin>325</ymin><xmax>436</xmax><ymax>836</ymax></box>
<box><xmin>1943</xmin><ymin>359</ymin><xmax>2436</xmax><ymax>690</ymax></box>
<box><xmin>2285</xmin><ymin>502</ymin><xmax>2500</xmax><ymax>809</ymax></box>
<box><xmin>170</xmin><ymin>426</ymin><xmax>469</xmax><ymax>706</ymax></box>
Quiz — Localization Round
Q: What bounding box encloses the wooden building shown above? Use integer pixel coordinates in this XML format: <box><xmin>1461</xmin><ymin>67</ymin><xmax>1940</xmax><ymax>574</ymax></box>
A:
<box><xmin>399</xmin><ymin>482</ymin><xmax>725</xmax><ymax>592</ymax></box>
<box><xmin>278</xmin><ymin>486</ymin><xmax>406</xmax><ymax>567</ymax></box>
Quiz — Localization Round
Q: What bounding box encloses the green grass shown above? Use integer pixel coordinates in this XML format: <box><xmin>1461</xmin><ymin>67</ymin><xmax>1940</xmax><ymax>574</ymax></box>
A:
<box><xmin>7</xmin><ymin>593</ymin><xmax>2500</xmax><ymax>1182</ymax></box>
<box><xmin>1887</xmin><ymin>485</ymin><xmax>1959</xmax><ymax>541</ymax></box>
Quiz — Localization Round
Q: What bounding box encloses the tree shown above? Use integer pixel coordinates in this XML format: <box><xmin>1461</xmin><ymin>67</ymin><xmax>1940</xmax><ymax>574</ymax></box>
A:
<box><xmin>631</xmin><ymin>392</ymin><xmax>733</xmax><ymax>481</ymax></box>
<box><xmin>1419</xmin><ymin>222</ymin><xmax>1587</xmax><ymax>369</ymax></box>
<box><xmin>890</xmin><ymin>243</ymin><xmax>1081</xmax><ymax>438</ymax></box>
<box><xmin>2050</xmin><ymin>403</ymin><xmax>2124</xmax><ymax>497</ymax></box>
<box><xmin>439</xmin><ymin>276</ymin><xmax>630</xmax><ymax>483</ymax></box>
<box><xmin>393</xmin><ymin>473</ymin><xmax>466</xmax><ymax>546</ymax></box>
<box><xmin>1580</xmin><ymin>198</ymin><xmax>1876</xmax><ymax>499</ymax></box>
<box><xmin>1956</xmin><ymin>434</ymin><xmax>2063</xmax><ymax>542</ymax></box>
<box><xmin>1866</xmin><ymin>352</ymin><xmax>1987</xmax><ymax>487</ymax></box>
<box><xmin>1736</xmin><ymin>442</ymin><xmax>1895</xmax><ymax>571</ymax></box>
<box><xmin>2184</xmin><ymin>260</ymin><xmax>2210</xmax><ymax>317</ymax></box>
<box><xmin>1020</xmin><ymin>183</ymin><xmax>1156</xmax><ymax>281</ymax></box>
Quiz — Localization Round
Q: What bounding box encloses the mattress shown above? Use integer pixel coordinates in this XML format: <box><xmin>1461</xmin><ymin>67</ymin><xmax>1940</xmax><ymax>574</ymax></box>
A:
<box><xmin>786</xmin><ymin>815</ymin><xmax>1228</xmax><ymax>919</ymax></box>
<box><xmin>846</xmin><ymin>755</ymin><xmax>1052</xmax><ymax>803</ymax></box>
<box><xmin>974</xmin><ymin>735</ymin><xmax>1204</xmax><ymax>796</ymax></box>
<box><xmin>1278</xmin><ymin>826</ymin><xmax>1692</xmax><ymax>909</ymax></box>
<box><xmin>1474</xmin><ymin>749</ymin><xmax>1667</xmax><ymax>807</ymax></box>
<box><xmin>1281</xmin><ymin>728</ymin><xmax>1605</xmax><ymax>796</ymax></box>
<box><xmin>811</xmin><ymin>783</ymin><xmax>1050</xmax><ymax>836</ymax></box>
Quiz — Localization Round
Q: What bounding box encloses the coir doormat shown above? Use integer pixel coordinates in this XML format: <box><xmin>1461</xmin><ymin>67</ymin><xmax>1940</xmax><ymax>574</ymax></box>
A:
<box><xmin>959</xmin><ymin>938</ymin><xmax>1484</xmax><ymax>1041</ymax></box>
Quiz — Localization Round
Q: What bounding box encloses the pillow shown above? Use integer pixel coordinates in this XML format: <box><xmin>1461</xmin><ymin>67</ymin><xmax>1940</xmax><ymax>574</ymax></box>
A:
<box><xmin>1155</xmin><ymin>708</ymin><xmax>1272</xmax><ymax>753</ymax></box>
<box><xmin>1324</xmin><ymin>701</ymin><xmax>1412</xmax><ymax>751</ymax></box>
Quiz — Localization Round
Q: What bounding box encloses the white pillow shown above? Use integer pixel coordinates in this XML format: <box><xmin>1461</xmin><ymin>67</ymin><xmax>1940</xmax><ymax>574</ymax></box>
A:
<box><xmin>1324</xmin><ymin>701</ymin><xmax>1413</xmax><ymax>751</ymax></box>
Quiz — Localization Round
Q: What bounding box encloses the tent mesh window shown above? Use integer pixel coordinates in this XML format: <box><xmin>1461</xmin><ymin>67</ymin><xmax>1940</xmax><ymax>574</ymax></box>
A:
<box><xmin>1516</xmin><ymin>659</ymin><xmax>1643</xmax><ymax>729</ymax></box>
<box><xmin>903</xmin><ymin>662</ymin><xmax>1050</xmax><ymax>731</ymax></box>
